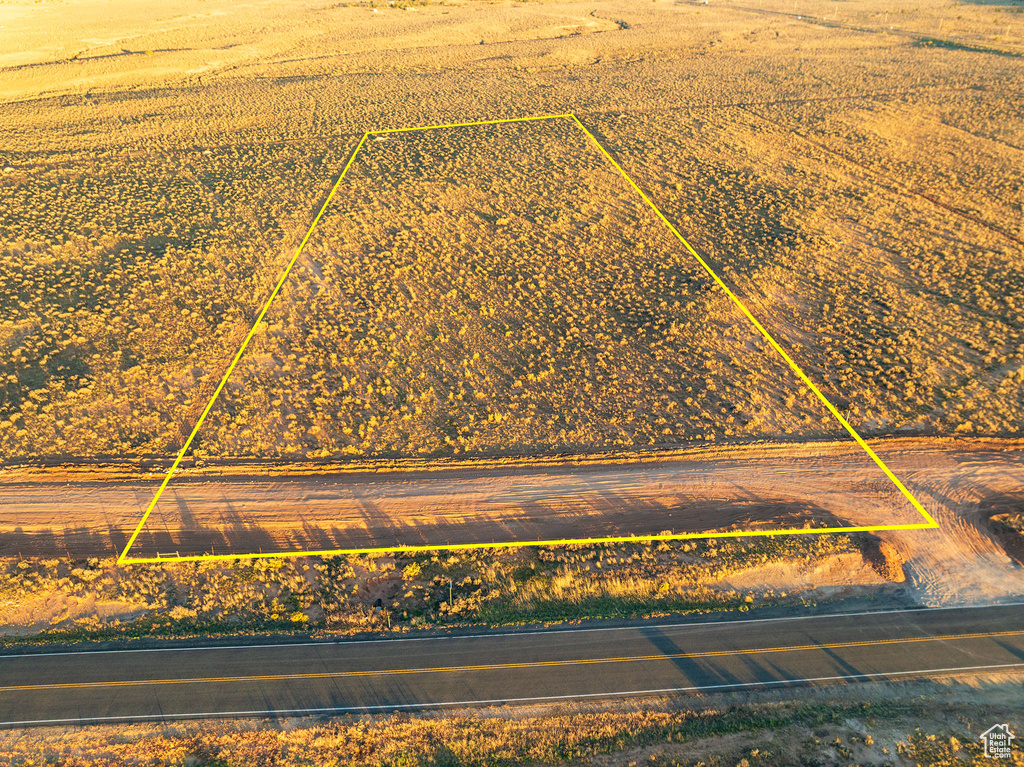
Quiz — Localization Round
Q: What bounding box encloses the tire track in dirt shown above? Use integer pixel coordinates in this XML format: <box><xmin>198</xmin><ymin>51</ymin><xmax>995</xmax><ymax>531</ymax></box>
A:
<box><xmin>2</xmin><ymin>438</ymin><xmax>1022</xmax><ymax>606</ymax></box>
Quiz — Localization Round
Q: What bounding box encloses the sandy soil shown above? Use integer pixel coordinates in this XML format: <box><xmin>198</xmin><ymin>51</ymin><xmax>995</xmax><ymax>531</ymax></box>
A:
<box><xmin>1</xmin><ymin>437</ymin><xmax>1021</xmax><ymax>606</ymax></box>
<box><xmin>0</xmin><ymin>593</ymin><xmax>149</xmax><ymax>637</ymax></box>
<box><xmin>0</xmin><ymin>0</ymin><xmax>621</xmax><ymax>100</ymax></box>
<box><xmin>719</xmin><ymin>551</ymin><xmax>891</xmax><ymax>595</ymax></box>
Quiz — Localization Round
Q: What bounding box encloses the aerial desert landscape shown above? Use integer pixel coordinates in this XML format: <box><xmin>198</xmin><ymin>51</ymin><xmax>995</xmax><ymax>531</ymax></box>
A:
<box><xmin>2</xmin><ymin>0</ymin><xmax>1022</xmax><ymax>565</ymax></box>
<box><xmin>1</xmin><ymin>0</ymin><xmax>1023</xmax><ymax>761</ymax></box>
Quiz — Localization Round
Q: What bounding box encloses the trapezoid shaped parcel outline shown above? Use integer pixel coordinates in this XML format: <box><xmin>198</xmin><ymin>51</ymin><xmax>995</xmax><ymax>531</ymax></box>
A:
<box><xmin>116</xmin><ymin>113</ymin><xmax>939</xmax><ymax>565</ymax></box>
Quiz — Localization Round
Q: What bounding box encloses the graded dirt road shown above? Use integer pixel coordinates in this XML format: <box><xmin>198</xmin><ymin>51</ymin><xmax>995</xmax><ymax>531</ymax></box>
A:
<box><xmin>0</xmin><ymin>438</ymin><xmax>937</xmax><ymax>557</ymax></box>
<box><xmin>1</xmin><ymin>604</ymin><xmax>1022</xmax><ymax>727</ymax></box>
<box><xmin>2</xmin><ymin>438</ymin><xmax>1022</xmax><ymax>606</ymax></box>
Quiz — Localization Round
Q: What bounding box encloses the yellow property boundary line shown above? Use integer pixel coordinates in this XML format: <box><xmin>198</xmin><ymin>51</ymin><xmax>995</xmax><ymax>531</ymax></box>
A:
<box><xmin>117</xmin><ymin>113</ymin><xmax>938</xmax><ymax>565</ymax></box>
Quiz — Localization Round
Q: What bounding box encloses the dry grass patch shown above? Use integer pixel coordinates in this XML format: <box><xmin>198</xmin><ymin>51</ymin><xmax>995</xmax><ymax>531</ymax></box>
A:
<box><xmin>0</xmin><ymin>532</ymin><xmax>902</xmax><ymax>642</ymax></box>
<box><xmin>0</xmin><ymin>683</ymin><xmax>1021</xmax><ymax>766</ymax></box>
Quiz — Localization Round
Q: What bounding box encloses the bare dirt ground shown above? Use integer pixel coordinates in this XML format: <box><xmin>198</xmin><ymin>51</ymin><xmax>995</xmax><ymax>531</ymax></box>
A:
<box><xmin>2</xmin><ymin>437</ymin><xmax>1022</xmax><ymax>606</ymax></box>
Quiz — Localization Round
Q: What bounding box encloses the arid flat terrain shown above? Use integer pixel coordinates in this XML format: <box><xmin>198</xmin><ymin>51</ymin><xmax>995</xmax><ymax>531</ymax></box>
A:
<box><xmin>1</xmin><ymin>0</ymin><xmax>1023</xmax><ymax>577</ymax></box>
<box><xmin>3</xmin><ymin>6</ymin><xmax>1024</xmax><ymax>754</ymax></box>
<box><xmin>3</xmin><ymin>0</ymin><xmax>1024</xmax><ymax>461</ymax></box>
<box><xmin>3</xmin><ymin>438</ymin><xmax>1022</xmax><ymax>605</ymax></box>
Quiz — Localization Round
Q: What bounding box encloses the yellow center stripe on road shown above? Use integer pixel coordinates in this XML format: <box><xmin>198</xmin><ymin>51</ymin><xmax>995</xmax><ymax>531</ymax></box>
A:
<box><xmin>3</xmin><ymin>629</ymin><xmax>1022</xmax><ymax>693</ymax></box>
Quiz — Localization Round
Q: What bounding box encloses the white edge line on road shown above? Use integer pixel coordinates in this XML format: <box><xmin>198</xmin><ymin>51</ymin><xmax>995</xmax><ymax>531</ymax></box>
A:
<box><xmin>3</xmin><ymin>601</ymin><xmax>1023</xmax><ymax>660</ymax></box>
<box><xmin>3</xmin><ymin>662</ymin><xmax>1024</xmax><ymax>728</ymax></box>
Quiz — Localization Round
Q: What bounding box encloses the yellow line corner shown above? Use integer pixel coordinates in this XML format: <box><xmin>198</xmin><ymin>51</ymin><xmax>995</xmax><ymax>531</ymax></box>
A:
<box><xmin>568</xmin><ymin>113</ymin><xmax>936</xmax><ymax>530</ymax></box>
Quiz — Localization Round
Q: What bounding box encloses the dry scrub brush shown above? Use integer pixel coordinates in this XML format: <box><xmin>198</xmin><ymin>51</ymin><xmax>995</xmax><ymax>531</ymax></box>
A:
<box><xmin>588</xmin><ymin>106</ymin><xmax>1024</xmax><ymax>439</ymax></box>
<box><xmin>1</xmin><ymin>534</ymin><xmax>873</xmax><ymax>640</ymax></box>
<box><xmin>0</xmin><ymin>139</ymin><xmax>352</xmax><ymax>461</ymax></box>
<box><xmin>0</xmin><ymin>694</ymin><xmax>1012</xmax><ymax>766</ymax></box>
<box><xmin>195</xmin><ymin>118</ymin><xmax>842</xmax><ymax>462</ymax></box>
<box><xmin>7</xmin><ymin>95</ymin><xmax>1023</xmax><ymax>464</ymax></box>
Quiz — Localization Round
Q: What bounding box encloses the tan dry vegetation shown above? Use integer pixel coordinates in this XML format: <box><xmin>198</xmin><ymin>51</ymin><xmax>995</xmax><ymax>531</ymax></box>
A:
<box><xmin>1</xmin><ymin>0</ymin><xmax>1023</xmax><ymax>469</ymax></box>
<box><xmin>996</xmin><ymin>511</ymin><xmax>1024</xmax><ymax>534</ymax></box>
<box><xmin>0</xmin><ymin>0</ymin><xmax>1022</xmax><ymax>624</ymax></box>
<box><xmin>587</xmin><ymin>103</ymin><xmax>1024</xmax><ymax>440</ymax></box>
<box><xmin>0</xmin><ymin>679</ymin><xmax>1021</xmax><ymax>766</ymax></box>
<box><xmin>1</xmin><ymin>1</ymin><xmax>1023</xmax><ymax>757</ymax></box>
<box><xmin>0</xmin><ymin>533</ymin><xmax>893</xmax><ymax>639</ymax></box>
<box><xmin>195</xmin><ymin>118</ymin><xmax>842</xmax><ymax>461</ymax></box>
<box><xmin>0</xmin><ymin>141</ymin><xmax>353</xmax><ymax>459</ymax></box>
<box><xmin>0</xmin><ymin>0</ymin><xmax>623</xmax><ymax>98</ymax></box>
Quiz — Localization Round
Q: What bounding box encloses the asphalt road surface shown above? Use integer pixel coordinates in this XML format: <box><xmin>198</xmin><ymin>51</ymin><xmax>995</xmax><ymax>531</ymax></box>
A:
<box><xmin>2</xmin><ymin>604</ymin><xmax>1022</xmax><ymax>727</ymax></box>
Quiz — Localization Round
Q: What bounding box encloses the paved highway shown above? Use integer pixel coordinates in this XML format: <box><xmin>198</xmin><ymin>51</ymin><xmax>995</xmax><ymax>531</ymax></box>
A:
<box><xmin>2</xmin><ymin>604</ymin><xmax>1023</xmax><ymax>726</ymax></box>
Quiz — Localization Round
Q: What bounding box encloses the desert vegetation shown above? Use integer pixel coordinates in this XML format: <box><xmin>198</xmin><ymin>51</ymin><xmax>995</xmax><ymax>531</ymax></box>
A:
<box><xmin>1</xmin><ymin>688</ymin><xmax>1020</xmax><ymax>766</ymax></box>
<box><xmin>1</xmin><ymin>0</ymin><xmax>1022</xmax><ymax>466</ymax></box>
<box><xmin>2</xmin><ymin>0</ymin><xmax>1024</xmax><ymax>757</ymax></box>
<box><xmin>997</xmin><ymin>512</ymin><xmax>1024</xmax><ymax>535</ymax></box>
<box><xmin>586</xmin><ymin>104</ymin><xmax>1024</xmax><ymax>440</ymax></box>
<box><xmin>0</xmin><ymin>140</ymin><xmax>351</xmax><ymax>460</ymax></box>
<box><xmin>0</xmin><ymin>533</ymin><xmax>890</xmax><ymax>641</ymax></box>
<box><xmin>3</xmin><ymin>100</ymin><xmax>1022</xmax><ymax>465</ymax></box>
<box><xmin>195</xmin><ymin>118</ymin><xmax>847</xmax><ymax>461</ymax></box>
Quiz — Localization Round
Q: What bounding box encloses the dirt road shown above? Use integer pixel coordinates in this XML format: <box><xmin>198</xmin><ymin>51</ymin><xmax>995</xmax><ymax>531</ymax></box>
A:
<box><xmin>2</xmin><ymin>438</ymin><xmax>1022</xmax><ymax>604</ymax></box>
